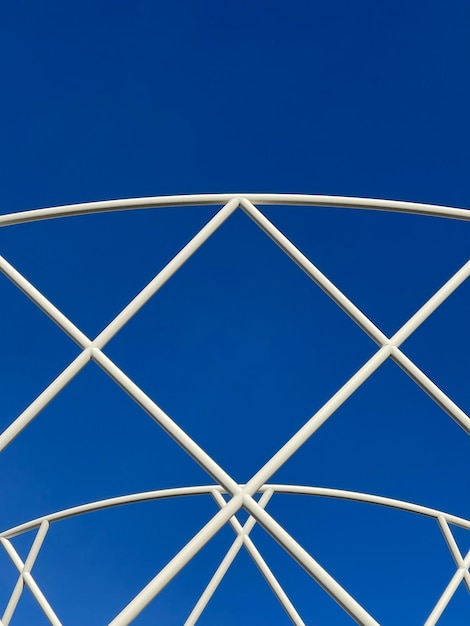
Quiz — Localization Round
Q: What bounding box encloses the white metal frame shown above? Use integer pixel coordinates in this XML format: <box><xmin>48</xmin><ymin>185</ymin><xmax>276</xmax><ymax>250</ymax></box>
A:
<box><xmin>0</xmin><ymin>194</ymin><xmax>469</xmax><ymax>625</ymax></box>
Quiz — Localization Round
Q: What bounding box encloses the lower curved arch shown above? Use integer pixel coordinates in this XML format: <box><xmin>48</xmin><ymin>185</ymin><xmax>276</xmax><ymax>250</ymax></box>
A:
<box><xmin>2</xmin><ymin>484</ymin><xmax>470</xmax><ymax>539</ymax></box>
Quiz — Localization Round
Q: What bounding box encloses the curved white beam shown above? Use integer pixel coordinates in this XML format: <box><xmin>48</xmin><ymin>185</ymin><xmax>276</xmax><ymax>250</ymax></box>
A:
<box><xmin>2</xmin><ymin>485</ymin><xmax>470</xmax><ymax>539</ymax></box>
<box><xmin>0</xmin><ymin>194</ymin><xmax>470</xmax><ymax>227</ymax></box>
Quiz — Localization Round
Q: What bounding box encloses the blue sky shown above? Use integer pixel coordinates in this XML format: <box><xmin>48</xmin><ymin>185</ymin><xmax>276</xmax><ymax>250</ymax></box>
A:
<box><xmin>0</xmin><ymin>1</ymin><xmax>469</xmax><ymax>624</ymax></box>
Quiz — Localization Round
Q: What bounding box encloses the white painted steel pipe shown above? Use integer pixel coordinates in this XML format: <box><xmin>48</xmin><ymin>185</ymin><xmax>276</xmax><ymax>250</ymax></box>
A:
<box><xmin>3</xmin><ymin>485</ymin><xmax>470</xmax><ymax>539</ymax></box>
<box><xmin>183</xmin><ymin>536</ymin><xmax>244</xmax><ymax>626</ymax></box>
<box><xmin>0</xmin><ymin>349</ymin><xmax>92</xmax><ymax>453</ymax></box>
<box><xmin>1</xmin><ymin>194</ymin><xmax>469</xmax><ymax>227</ymax></box>
<box><xmin>91</xmin><ymin>348</ymin><xmax>241</xmax><ymax>496</ymax></box>
<box><xmin>92</xmin><ymin>197</ymin><xmax>240</xmax><ymax>349</ymax></box>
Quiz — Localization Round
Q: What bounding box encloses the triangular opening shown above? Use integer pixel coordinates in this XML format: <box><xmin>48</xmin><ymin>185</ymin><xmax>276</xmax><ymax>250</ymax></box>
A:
<box><xmin>273</xmin><ymin>358</ymin><xmax>470</xmax><ymax>514</ymax></box>
<box><xmin>127</xmin><ymin>519</ymin><xmax>237</xmax><ymax>625</ymax></box>
<box><xmin>446</xmin><ymin>524</ymin><xmax>470</xmax><ymax>561</ymax></box>
<box><xmin>8</xmin><ymin>528</ymin><xmax>40</xmax><ymax>563</ymax></box>
<box><xmin>185</xmin><ymin>542</ymin><xmax>295</xmax><ymax>625</ymax></box>
<box><xmin>262</xmin><ymin>204</ymin><xmax>470</xmax><ymax>338</ymax></box>
<box><xmin>105</xmin><ymin>208</ymin><xmax>377</xmax><ymax>482</ymax></box>
<box><xmin>0</xmin><ymin>204</ymin><xmax>221</xmax><ymax>338</ymax></box>
<box><xmin>400</xmin><ymin>276</ymin><xmax>470</xmax><ymax>420</ymax></box>
<box><xmin>0</xmin><ymin>271</ymin><xmax>80</xmax><ymax>430</ymax></box>
<box><xmin>248</xmin><ymin>520</ymin><xmax>364</xmax><ymax>625</ymax></box>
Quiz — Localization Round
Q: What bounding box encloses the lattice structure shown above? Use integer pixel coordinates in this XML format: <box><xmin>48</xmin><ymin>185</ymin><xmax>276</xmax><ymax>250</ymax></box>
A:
<box><xmin>0</xmin><ymin>194</ymin><xmax>469</xmax><ymax>625</ymax></box>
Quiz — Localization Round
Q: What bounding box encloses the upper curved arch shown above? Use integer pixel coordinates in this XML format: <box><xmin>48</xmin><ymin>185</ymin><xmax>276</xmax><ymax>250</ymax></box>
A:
<box><xmin>0</xmin><ymin>193</ymin><xmax>470</xmax><ymax>227</ymax></box>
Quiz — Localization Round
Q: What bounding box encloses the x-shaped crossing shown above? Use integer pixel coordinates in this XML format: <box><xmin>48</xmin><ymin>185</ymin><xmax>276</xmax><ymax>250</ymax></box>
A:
<box><xmin>0</xmin><ymin>520</ymin><xmax>60</xmax><ymax>625</ymax></box>
<box><xmin>423</xmin><ymin>517</ymin><xmax>470</xmax><ymax>625</ymax></box>
<box><xmin>0</xmin><ymin>197</ymin><xmax>469</xmax><ymax>625</ymax></box>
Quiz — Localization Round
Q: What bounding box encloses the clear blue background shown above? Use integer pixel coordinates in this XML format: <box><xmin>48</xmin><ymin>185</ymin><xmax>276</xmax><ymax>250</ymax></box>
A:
<box><xmin>0</xmin><ymin>1</ymin><xmax>469</xmax><ymax>624</ymax></box>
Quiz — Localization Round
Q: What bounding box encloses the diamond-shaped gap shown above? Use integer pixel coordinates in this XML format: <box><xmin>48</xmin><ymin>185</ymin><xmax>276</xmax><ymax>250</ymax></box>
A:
<box><xmin>4</xmin><ymin>583</ymin><xmax>53</xmax><ymax>625</ymax></box>
<box><xmin>0</xmin><ymin>272</ymin><xmax>80</xmax><ymax>430</ymax></box>
<box><xmin>273</xmin><ymin>358</ymin><xmax>470</xmax><ymax>516</ymax></box>
<box><xmin>34</xmin><ymin>496</ymin><xmax>234</xmax><ymax>626</ymax></box>
<box><xmin>259</xmin><ymin>494</ymin><xmax>455</xmax><ymax>625</ymax></box>
<box><xmin>400</xmin><ymin>275</ymin><xmax>470</xmax><ymax>418</ymax></box>
<box><xmin>0</xmin><ymin>360</ymin><xmax>213</xmax><ymax>532</ymax></box>
<box><xmin>262</xmin><ymin>204</ymin><xmax>470</xmax><ymax>338</ymax></box>
<box><xmin>0</xmin><ymin>204</ymin><xmax>221</xmax><ymax>338</ymax></box>
<box><xmin>105</xmin><ymin>208</ymin><xmax>377</xmax><ymax>482</ymax></box>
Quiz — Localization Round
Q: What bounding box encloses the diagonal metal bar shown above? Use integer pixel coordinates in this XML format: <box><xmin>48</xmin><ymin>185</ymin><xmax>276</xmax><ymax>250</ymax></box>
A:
<box><xmin>0</xmin><ymin>522</ymin><xmax>61</xmax><ymax>626</ymax></box>
<box><xmin>391</xmin><ymin>349</ymin><xmax>470</xmax><ymax>435</ymax></box>
<box><xmin>0</xmin><ymin>350</ymin><xmax>92</xmax><ymax>453</ymax></box>
<box><xmin>0</xmin><ymin>255</ymin><xmax>91</xmax><ymax>348</ymax></box>
<box><xmin>91</xmin><ymin>197</ymin><xmax>241</xmax><ymax>349</ymax></box>
<box><xmin>184</xmin><ymin>490</ymin><xmax>279</xmax><ymax>626</ymax></box>
<box><xmin>90</xmin><ymin>348</ymin><xmax>241</xmax><ymax>495</ymax></box>
<box><xmin>239</xmin><ymin>198</ymin><xmax>389</xmax><ymax>345</ymax></box>
<box><xmin>424</xmin><ymin>548</ymin><xmax>470</xmax><ymax>626</ymax></box>
<box><xmin>243</xmin><ymin>535</ymin><xmax>305</xmax><ymax>626</ymax></box>
<box><xmin>387</xmin><ymin>258</ymin><xmax>470</xmax><ymax>347</ymax></box>
<box><xmin>242</xmin><ymin>345</ymin><xmax>392</xmax><ymax>495</ymax></box>
<box><xmin>210</xmin><ymin>489</ymin><xmax>305</xmax><ymax>626</ymax></box>
<box><xmin>437</xmin><ymin>516</ymin><xmax>470</xmax><ymax>592</ymax></box>
<box><xmin>184</xmin><ymin>535</ymin><xmax>244</xmax><ymax>626</ymax></box>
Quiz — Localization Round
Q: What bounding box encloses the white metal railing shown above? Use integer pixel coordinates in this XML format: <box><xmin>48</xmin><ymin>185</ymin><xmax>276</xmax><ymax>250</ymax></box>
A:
<box><xmin>0</xmin><ymin>195</ymin><xmax>469</xmax><ymax>625</ymax></box>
